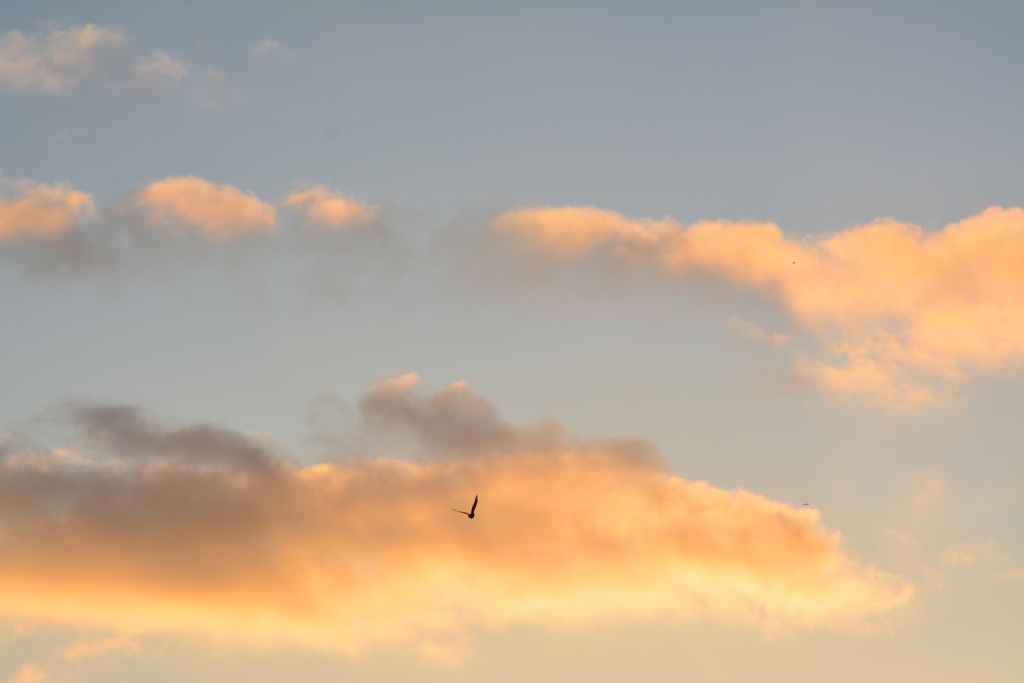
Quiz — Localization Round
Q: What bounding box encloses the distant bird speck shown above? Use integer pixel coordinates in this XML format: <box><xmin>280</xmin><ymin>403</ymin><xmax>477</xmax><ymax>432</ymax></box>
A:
<box><xmin>802</xmin><ymin>503</ymin><xmax>810</xmax><ymax>506</ymax></box>
<box><xmin>452</xmin><ymin>495</ymin><xmax>478</xmax><ymax>520</ymax></box>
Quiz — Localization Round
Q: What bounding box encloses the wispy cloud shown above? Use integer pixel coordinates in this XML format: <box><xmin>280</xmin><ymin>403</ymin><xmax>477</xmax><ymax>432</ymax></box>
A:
<box><xmin>127</xmin><ymin>51</ymin><xmax>188</xmax><ymax>96</ymax></box>
<box><xmin>0</xmin><ymin>381</ymin><xmax>913</xmax><ymax>654</ymax></box>
<box><xmin>487</xmin><ymin>205</ymin><xmax>1024</xmax><ymax>407</ymax></box>
<box><xmin>0</xmin><ymin>24</ymin><xmax>128</xmax><ymax>95</ymax></box>
<box><xmin>188</xmin><ymin>66</ymin><xmax>244</xmax><ymax>110</ymax></box>
<box><xmin>5</xmin><ymin>664</ymin><xmax>47</xmax><ymax>683</ymax></box>
<box><xmin>0</xmin><ymin>23</ymin><xmax>188</xmax><ymax>97</ymax></box>
<box><xmin>61</xmin><ymin>636</ymin><xmax>142</xmax><ymax>660</ymax></box>
<box><xmin>247</xmin><ymin>40</ymin><xmax>295</xmax><ymax>64</ymax></box>
<box><xmin>906</xmin><ymin>469</ymin><xmax>947</xmax><ymax>516</ymax></box>
<box><xmin>727</xmin><ymin>316</ymin><xmax>791</xmax><ymax>348</ymax></box>
<box><xmin>0</xmin><ymin>22</ymin><xmax>241</xmax><ymax>107</ymax></box>
<box><xmin>938</xmin><ymin>541</ymin><xmax>994</xmax><ymax>567</ymax></box>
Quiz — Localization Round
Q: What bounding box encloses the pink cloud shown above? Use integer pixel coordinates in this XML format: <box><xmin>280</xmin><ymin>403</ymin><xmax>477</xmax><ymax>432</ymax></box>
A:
<box><xmin>135</xmin><ymin>176</ymin><xmax>276</xmax><ymax>239</ymax></box>
<box><xmin>0</xmin><ymin>177</ymin><xmax>95</xmax><ymax>241</ymax></box>
<box><xmin>283</xmin><ymin>186</ymin><xmax>377</xmax><ymax>228</ymax></box>
<box><xmin>492</xmin><ymin>205</ymin><xmax>1024</xmax><ymax>406</ymax></box>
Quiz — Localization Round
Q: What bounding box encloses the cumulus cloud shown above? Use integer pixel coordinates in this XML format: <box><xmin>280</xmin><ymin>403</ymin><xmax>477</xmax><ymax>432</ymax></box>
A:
<box><xmin>0</xmin><ymin>381</ymin><xmax>913</xmax><ymax>654</ymax></box>
<box><xmin>283</xmin><ymin>186</ymin><xmax>377</xmax><ymax>229</ymax></box>
<box><xmin>0</xmin><ymin>177</ymin><xmax>96</xmax><ymax>241</ymax></box>
<box><xmin>0</xmin><ymin>24</ymin><xmax>188</xmax><ymax>96</ymax></box>
<box><xmin>489</xmin><ymin>205</ymin><xmax>1024</xmax><ymax>407</ymax></box>
<box><xmin>135</xmin><ymin>176</ymin><xmax>276</xmax><ymax>239</ymax></box>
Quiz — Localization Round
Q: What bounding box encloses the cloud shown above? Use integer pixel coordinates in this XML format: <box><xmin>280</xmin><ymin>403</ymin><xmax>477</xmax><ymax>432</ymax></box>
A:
<box><xmin>727</xmin><ymin>316</ymin><xmax>791</xmax><ymax>348</ymax></box>
<box><xmin>127</xmin><ymin>51</ymin><xmax>189</xmax><ymax>95</ymax></box>
<box><xmin>882</xmin><ymin>529</ymin><xmax>922</xmax><ymax>550</ymax></box>
<box><xmin>5</xmin><ymin>664</ymin><xmax>46</xmax><ymax>683</ymax></box>
<box><xmin>283</xmin><ymin>186</ymin><xmax>377</xmax><ymax>229</ymax></box>
<box><xmin>907</xmin><ymin>469</ymin><xmax>947</xmax><ymax>515</ymax></box>
<box><xmin>489</xmin><ymin>205</ymin><xmax>1024</xmax><ymax>406</ymax></box>
<box><xmin>135</xmin><ymin>176</ymin><xmax>276</xmax><ymax>239</ymax></box>
<box><xmin>992</xmin><ymin>568</ymin><xmax>1024</xmax><ymax>581</ymax></box>
<box><xmin>0</xmin><ymin>382</ymin><xmax>913</xmax><ymax>653</ymax></box>
<box><xmin>0</xmin><ymin>24</ymin><xmax>127</xmax><ymax>94</ymax></box>
<box><xmin>938</xmin><ymin>541</ymin><xmax>993</xmax><ymax>567</ymax></box>
<box><xmin>248</xmin><ymin>40</ymin><xmax>295</xmax><ymax>64</ymax></box>
<box><xmin>0</xmin><ymin>24</ymin><xmax>188</xmax><ymax>97</ymax></box>
<box><xmin>0</xmin><ymin>174</ymin><xmax>400</xmax><ymax>289</ymax></box>
<box><xmin>188</xmin><ymin>66</ymin><xmax>243</xmax><ymax>110</ymax></box>
<box><xmin>61</xmin><ymin>636</ymin><xmax>142</xmax><ymax>660</ymax></box>
<box><xmin>0</xmin><ymin>177</ymin><xmax>96</xmax><ymax>241</ymax></box>
<box><xmin>349</xmin><ymin>373</ymin><xmax>662</xmax><ymax>467</ymax></box>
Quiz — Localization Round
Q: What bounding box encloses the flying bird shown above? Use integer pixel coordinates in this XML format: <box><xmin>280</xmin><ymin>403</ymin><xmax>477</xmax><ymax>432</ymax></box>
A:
<box><xmin>452</xmin><ymin>495</ymin><xmax>478</xmax><ymax>519</ymax></box>
<box><xmin>802</xmin><ymin>503</ymin><xmax>810</xmax><ymax>506</ymax></box>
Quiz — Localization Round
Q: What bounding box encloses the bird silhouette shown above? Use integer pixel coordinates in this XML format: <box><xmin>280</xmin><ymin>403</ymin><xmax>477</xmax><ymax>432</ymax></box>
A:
<box><xmin>452</xmin><ymin>495</ymin><xmax>478</xmax><ymax>519</ymax></box>
<box><xmin>802</xmin><ymin>503</ymin><xmax>810</xmax><ymax>506</ymax></box>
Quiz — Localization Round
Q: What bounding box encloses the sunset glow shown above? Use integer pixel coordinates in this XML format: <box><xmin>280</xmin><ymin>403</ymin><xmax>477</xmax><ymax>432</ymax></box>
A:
<box><xmin>0</xmin><ymin>4</ymin><xmax>1019</xmax><ymax>682</ymax></box>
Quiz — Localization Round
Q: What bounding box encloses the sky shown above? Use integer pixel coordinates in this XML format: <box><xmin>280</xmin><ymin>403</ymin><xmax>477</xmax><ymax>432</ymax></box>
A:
<box><xmin>0</xmin><ymin>2</ymin><xmax>1021</xmax><ymax>682</ymax></box>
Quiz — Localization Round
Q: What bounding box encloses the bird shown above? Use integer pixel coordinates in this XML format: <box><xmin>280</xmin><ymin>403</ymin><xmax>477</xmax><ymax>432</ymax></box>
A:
<box><xmin>452</xmin><ymin>495</ymin><xmax>478</xmax><ymax>519</ymax></box>
<box><xmin>802</xmin><ymin>503</ymin><xmax>810</xmax><ymax>506</ymax></box>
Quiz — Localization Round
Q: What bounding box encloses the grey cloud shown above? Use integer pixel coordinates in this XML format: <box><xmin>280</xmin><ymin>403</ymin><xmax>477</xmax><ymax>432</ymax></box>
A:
<box><xmin>342</xmin><ymin>375</ymin><xmax>666</xmax><ymax>470</ymax></box>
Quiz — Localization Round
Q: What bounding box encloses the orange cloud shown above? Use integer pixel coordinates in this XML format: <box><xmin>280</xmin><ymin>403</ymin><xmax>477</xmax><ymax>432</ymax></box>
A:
<box><xmin>0</xmin><ymin>178</ymin><xmax>95</xmax><ymax>241</ymax></box>
<box><xmin>492</xmin><ymin>205</ymin><xmax>1024</xmax><ymax>406</ymax></box>
<box><xmin>135</xmin><ymin>176</ymin><xmax>276</xmax><ymax>239</ymax></box>
<box><xmin>0</xmin><ymin>382</ymin><xmax>912</xmax><ymax>653</ymax></box>
<box><xmin>284</xmin><ymin>186</ymin><xmax>377</xmax><ymax>228</ymax></box>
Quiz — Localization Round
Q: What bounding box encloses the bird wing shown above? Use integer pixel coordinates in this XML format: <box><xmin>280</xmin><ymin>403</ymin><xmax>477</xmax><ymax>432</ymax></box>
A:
<box><xmin>470</xmin><ymin>495</ymin><xmax>478</xmax><ymax>514</ymax></box>
<box><xmin>452</xmin><ymin>508</ymin><xmax>469</xmax><ymax>515</ymax></box>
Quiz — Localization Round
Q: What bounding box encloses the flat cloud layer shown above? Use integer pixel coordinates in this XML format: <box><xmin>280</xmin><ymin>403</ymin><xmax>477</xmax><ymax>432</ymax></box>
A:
<box><xmin>0</xmin><ymin>377</ymin><xmax>912</xmax><ymax>653</ymax></box>
<box><xmin>492</xmin><ymin>206</ymin><xmax>1024</xmax><ymax>406</ymax></box>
